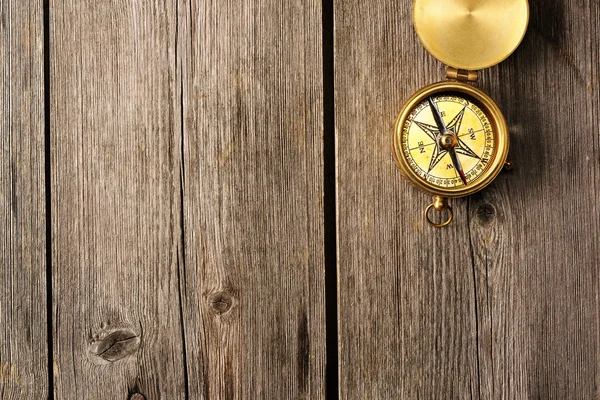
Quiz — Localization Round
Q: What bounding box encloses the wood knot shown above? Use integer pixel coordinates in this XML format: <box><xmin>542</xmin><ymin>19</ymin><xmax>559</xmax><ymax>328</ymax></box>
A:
<box><xmin>208</xmin><ymin>291</ymin><xmax>234</xmax><ymax>315</ymax></box>
<box><xmin>89</xmin><ymin>328</ymin><xmax>141</xmax><ymax>363</ymax></box>
<box><xmin>129</xmin><ymin>394</ymin><xmax>146</xmax><ymax>400</ymax></box>
<box><xmin>475</xmin><ymin>203</ymin><xmax>497</xmax><ymax>227</ymax></box>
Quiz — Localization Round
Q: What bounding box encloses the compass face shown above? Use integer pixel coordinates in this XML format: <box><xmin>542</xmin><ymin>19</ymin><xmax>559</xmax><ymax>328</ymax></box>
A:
<box><xmin>400</xmin><ymin>94</ymin><xmax>495</xmax><ymax>189</ymax></box>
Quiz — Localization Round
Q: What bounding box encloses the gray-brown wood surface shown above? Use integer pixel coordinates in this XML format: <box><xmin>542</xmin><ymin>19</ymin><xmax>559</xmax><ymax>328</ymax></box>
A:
<box><xmin>177</xmin><ymin>0</ymin><xmax>326</xmax><ymax>398</ymax></box>
<box><xmin>335</xmin><ymin>1</ymin><xmax>600</xmax><ymax>399</ymax></box>
<box><xmin>3</xmin><ymin>0</ymin><xmax>600</xmax><ymax>398</ymax></box>
<box><xmin>0</xmin><ymin>1</ymin><xmax>47</xmax><ymax>398</ymax></box>
<box><xmin>50</xmin><ymin>0</ymin><xmax>325</xmax><ymax>399</ymax></box>
<box><xmin>51</xmin><ymin>1</ymin><xmax>187</xmax><ymax>398</ymax></box>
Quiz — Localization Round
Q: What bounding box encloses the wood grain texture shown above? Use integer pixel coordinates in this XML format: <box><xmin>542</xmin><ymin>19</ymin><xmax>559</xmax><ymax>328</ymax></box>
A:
<box><xmin>50</xmin><ymin>0</ymin><xmax>326</xmax><ymax>398</ymax></box>
<box><xmin>51</xmin><ymin>1</ymin><xmax>186</xmax><ymax>398</ymax></box>
<box><xmin>177</xmin><ymin>0</ymin><xmax>326</xmax><ymax>398</ymax></box>
<box><xmin>0</xmin><ymin>1</ymin><xmax>48</xmax><ymax>398</ymax></box>
<box><xmin>335</xmin><ymin>0</ymin><xmax>600</xmax><ymax>398</ymax></box>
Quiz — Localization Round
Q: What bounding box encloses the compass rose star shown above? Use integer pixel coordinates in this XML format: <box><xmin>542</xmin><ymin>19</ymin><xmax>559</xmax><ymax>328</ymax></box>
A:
<box><xmin>446</xmin><ymin>106</ymin><xmax>480</xmax><ymax>160</ymax></box>
<box><xmin>415</xmin><ymin>104</ymin><xmax>480</xmax><ymax>173</ymax></box>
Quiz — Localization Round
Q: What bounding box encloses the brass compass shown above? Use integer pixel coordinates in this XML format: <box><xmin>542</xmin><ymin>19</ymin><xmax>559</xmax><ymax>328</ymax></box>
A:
<box><xmin>393</xmin><ymin>0</ymin><xmax>529</xmax><ymax>227</ymax></box>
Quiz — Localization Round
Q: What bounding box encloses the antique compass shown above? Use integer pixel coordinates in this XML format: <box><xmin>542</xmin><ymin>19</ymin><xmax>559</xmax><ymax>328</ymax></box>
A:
<box><xmin>393</xmin><ymin>0</ymin><xmax>529</xmax><ymax>227</ymax></box>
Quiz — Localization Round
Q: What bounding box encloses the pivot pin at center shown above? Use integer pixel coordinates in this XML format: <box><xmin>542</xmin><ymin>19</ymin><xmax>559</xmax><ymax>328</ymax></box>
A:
<box><xmin>440</xmin><ymin>134</ymin><xmax>457</xmax><ymax>149</ymax></box>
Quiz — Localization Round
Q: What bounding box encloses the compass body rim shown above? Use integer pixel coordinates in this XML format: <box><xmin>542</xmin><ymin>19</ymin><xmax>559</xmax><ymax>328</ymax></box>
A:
<box><xmin>392</xmin><ymin>81</ymin><xmax>509</xmax><ymax>198</ymax></box>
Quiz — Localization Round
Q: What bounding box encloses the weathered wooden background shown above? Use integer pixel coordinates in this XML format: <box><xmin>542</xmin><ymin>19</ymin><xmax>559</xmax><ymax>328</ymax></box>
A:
<box><xmin>1</xmin><ymin>0</ymin><xmax>599</xmax><ymax>399</ymax></box>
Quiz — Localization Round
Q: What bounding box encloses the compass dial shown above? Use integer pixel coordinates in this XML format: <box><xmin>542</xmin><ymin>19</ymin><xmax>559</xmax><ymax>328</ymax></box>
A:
<box><xmin>400</xmin><ymin>94</ymin><xmax>495</xmax><ymax>189</ymax></box>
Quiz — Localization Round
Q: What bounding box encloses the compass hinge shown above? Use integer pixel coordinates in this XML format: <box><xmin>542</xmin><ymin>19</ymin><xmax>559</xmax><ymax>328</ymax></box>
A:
<box><xmin>446</xmin><ymin>67</ymin><xmax>478</xmax><ymax>83</ymax></box>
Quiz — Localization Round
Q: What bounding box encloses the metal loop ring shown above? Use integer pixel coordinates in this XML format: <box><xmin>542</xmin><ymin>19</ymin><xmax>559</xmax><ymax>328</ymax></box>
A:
<box><xmin>425</xmin><ymin>203</ymin><xmax>453</xmax><ymax>228</ymax></box>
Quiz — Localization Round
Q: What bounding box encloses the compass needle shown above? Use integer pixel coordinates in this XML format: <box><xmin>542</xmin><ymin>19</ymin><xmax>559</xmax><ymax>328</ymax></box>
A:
<box><xmin>450</xmin><ymin>149</ymin><xmax>468</xmax><ymax>186</ymax></box>
<box><xmin>427</xmin><ymin>97</ymin><xmax>448</xmax><ymax>135</ymax></box>
<box><xmin>426</xmin><ymin>96</ymin><xmax>469</xmax><ymax>185</ymax></box>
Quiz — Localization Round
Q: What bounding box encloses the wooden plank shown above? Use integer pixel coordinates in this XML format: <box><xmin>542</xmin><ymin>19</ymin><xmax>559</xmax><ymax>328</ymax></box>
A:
<box><xmin>335</xmin><ymin>0</ymin><xmax>600</xmax><ymax>398</ymax></box>
<box><xmin>335</xmin><ymin>1</ymin><xmax>479</xmax><ymax>397</ymax></box>
<box><xmin>177</xmin><ymin>0</ymin><xmax>326</xmax><ymax>398</ymax></box>
<box><xmin>0</xmin><ymin>1</ymin><xmax>48</xmax><ymax>398</ymax></box>
<box><xmin>469</xmin><ymin>1</ymin><xmax>600</xmax><ymax>397</ymax></box>
<box><xmin>51</xmin><ymin>2</ymin><xmax>186</xmax><ymax>398</ymax></box>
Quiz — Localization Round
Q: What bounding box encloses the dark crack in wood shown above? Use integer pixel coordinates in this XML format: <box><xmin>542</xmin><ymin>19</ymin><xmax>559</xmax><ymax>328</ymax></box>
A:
<box><xmin>89</xmin><ymin>329</ymin><xmax>141</xmax><ymax>362</ymax></box>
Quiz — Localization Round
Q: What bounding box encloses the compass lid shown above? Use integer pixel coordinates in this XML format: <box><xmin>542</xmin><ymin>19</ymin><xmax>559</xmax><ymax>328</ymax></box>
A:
<box><xmin>413</xmin><ymin>0</ymin><xmax>529</xmax><ymax>71</ymax></box>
